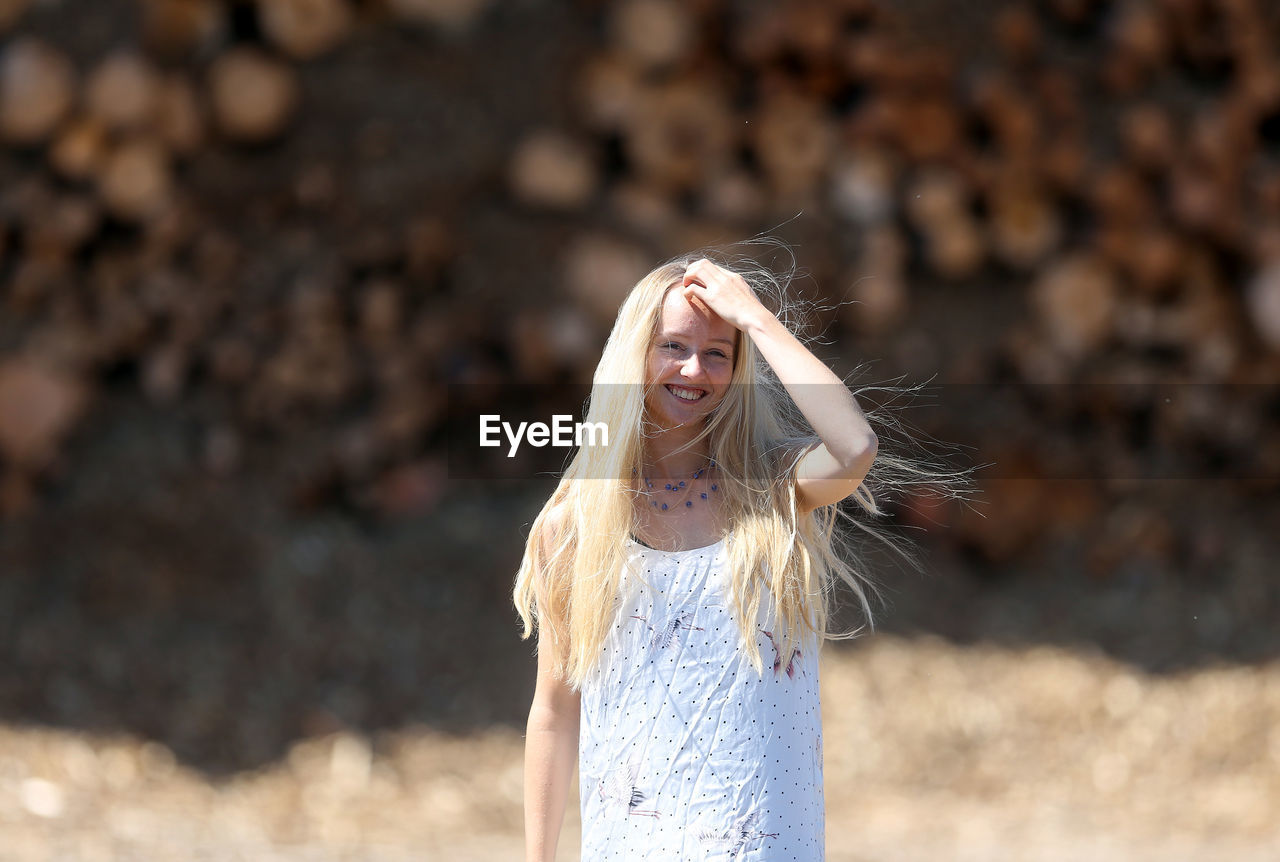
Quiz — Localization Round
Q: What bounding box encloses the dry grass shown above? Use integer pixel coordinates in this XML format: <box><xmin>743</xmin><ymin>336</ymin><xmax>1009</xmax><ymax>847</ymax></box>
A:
<box><xmin>3</xmin><ymin>634</ymin><xmax>1277</xmax><ymax>861</ymax></box>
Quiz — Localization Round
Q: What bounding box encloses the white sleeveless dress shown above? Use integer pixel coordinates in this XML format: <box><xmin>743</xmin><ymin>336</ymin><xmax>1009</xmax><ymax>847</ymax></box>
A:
<box><xmin>578</xmin><ymin>536</ymin><xmax>825</xmax><ymax>861</ymax></box>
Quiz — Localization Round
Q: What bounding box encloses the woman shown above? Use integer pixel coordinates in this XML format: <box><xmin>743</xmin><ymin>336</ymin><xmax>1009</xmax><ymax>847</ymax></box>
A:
<box><xmin>516</xmin><ymin>247</ymin><xmax>959</xmax><ymax>861</ymax></box>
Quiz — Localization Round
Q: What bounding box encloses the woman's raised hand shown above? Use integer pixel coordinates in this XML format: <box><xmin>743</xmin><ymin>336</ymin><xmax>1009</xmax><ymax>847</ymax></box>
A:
<box><xmin>680</xmin><ymin>259</ymin><xmax>772</xmax><ymax>332</ymax></box>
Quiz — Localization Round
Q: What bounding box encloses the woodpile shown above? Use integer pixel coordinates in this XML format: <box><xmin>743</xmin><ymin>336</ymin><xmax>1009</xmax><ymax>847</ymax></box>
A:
<box><xmin>207</xmin><ymin>47</ymin><xmax>298</xmax><ymax>143</ymax></box>
<box><xmin>258</xmin><ymin>0</ymin><xmax>353</xmax><ymax>61</ymax></box>
<box><xmin>97</xmin><ymin>137</ymin><xmax>175</xmax><ymax>221</ymax></box>
<box><xmin>0</xmin><ymin>38</ymin><xmax>75</xmax><ymax>144</ymax></box>
<box><xmin>386</xmin><ymin>0</ymin><xmax>495</xmax><ymax>35</ymax></box>
<box><xmin>904</xmin><ymin>168</ymin><xmax>985</xmax><ymax>279</ymax></box>
<box><xmin>624</xmin><ymin>76</ymin><xmax>738</xmax><ymax>195</ymax></box>
<box><xmin>987</xmin><ymin>175</ymin><xmax>1062</xmax><ymax>271</ymax></box>
<box><xmin>751</xmin><ymin>89</ymin><xmax>838</xmax><ymax>204</ymax></box>
<box><xmin>840</xmin><ymin>224</ymin><xmax>908</xmax><ymax>336</ymax></box>
<box><xmin>1246</xmin><ymin>262</ymin><xmax>1280</xmax><ymax>351</ymax></box>
<box><xmin>139</xmin><ymin>0</ymin><xmax>226</xmax><ymax>59</ymax></box>
<box><xmin>0</xmin><ymin>0</ymin><xmax>1272</xmax><ymax>574</ymax></box>
<box><xmin>508</xmin><ymin>129</ymin><xmax>600</xmax><ymax>210</ymax></box>
<box><xmin>609</xmin><ymin>0</ymin><xmax>695</xmax><ymax>72</ymax></box>
<box><xmin>0</xmin><ymin>356</ymin><xmax>89</xmax><ymax>469</ymax></box>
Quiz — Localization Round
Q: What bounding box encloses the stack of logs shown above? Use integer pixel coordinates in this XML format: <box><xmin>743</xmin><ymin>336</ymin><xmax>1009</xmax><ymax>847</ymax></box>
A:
<box><xmin>0</xmin><ymin>0</ymin><xmax>1276</xmax><ymax>573</ymax></box>
<box><xmin>0</xmin><ymin>0</ymin><xmax>493</xmax><ymax>516</ymax></box>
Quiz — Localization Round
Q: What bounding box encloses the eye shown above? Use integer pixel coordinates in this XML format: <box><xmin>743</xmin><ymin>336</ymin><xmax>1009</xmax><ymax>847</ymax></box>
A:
<box><xmin>709</xmin><ymin>350</ymin><xmax>728</xmax><ymax>359</ymax></box>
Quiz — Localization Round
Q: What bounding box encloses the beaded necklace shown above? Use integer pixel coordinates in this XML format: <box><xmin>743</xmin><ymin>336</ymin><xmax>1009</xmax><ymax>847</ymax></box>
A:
<box><xmin>634</xmin><ymin>459</ymin><xmax>720</xmax><ymax>511</ymax></box>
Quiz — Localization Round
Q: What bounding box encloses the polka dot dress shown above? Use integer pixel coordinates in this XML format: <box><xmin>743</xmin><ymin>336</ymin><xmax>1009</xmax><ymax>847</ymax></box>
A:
<box><xmin>578</xmin><ymin>536</ymin><xmax>824</xmax><ymax>861</ymax></box>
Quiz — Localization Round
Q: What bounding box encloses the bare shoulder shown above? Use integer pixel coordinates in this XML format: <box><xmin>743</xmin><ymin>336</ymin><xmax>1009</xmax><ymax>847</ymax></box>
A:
<box><xmin>546</xmin><ymin>498</ymin><xmax>569</xmax><ymax>530</ymax></box>
<box><xmin>540</xmin><ymin>499</ymin><xmax>570</xmax><ymax>555</ymax></box>
<box><xmin>530</xmin><ymin>500</ymin><xmax>579</xmax><ymax>718</ymax></box>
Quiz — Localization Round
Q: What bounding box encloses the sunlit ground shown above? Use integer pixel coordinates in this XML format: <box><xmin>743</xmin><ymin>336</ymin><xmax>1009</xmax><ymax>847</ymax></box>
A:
<box><xmin>3</xmin><ymin>634</ymin><xmax>1277</xmax><ymax>862</ymax></box>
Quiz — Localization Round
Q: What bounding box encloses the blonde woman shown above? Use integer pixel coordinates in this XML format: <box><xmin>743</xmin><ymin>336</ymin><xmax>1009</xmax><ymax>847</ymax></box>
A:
<box><xmin>516</xmin><ymin>247</ymin><xmax>964</xmax><ymax>861</ymax></box>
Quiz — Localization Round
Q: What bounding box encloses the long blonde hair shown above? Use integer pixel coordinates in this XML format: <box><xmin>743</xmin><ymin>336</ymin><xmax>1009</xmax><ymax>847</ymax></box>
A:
<box><xmin>512</xmin><ymin>241</ymin><xmax>977</xmax><ymax>690</ymax></box>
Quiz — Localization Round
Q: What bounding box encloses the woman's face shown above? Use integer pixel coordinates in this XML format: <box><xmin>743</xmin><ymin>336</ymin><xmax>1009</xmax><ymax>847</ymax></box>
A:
<box><xmin>643</xmin><ymin>286</ymin><xmax>738</xmax><ymax>431</ymax></box>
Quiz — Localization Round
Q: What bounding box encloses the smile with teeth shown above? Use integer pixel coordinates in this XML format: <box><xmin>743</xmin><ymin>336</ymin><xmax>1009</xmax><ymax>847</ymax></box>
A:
<box><xmin>667</xmin><ymin>384</ymin><xmax>707</xmax><ymax>402</ymax></box>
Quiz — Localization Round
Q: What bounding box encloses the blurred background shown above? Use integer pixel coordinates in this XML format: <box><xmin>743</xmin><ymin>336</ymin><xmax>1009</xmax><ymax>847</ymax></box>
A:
<box><xmin>0</xmin><ymin>0</ymin><xmax>1278</xmax><ymax>859</ymax></box>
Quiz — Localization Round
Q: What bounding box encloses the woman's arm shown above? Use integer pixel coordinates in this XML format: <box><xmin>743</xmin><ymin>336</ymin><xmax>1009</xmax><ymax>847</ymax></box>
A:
<box><xmin>524</xmin><ymin>639</ymin><xmax>580</xmax><ymax>862</ymax></box>
<box><xmin>743</xmin><ymin>312</ymin><xmax>878</xmax><ymax>514</ymax></box>
<box><xmin>524</xmin><ymin>505</ymin><xmax>580</xmax><ymax>862</ymax></box>
<box><xmin>519</xmin><ymin>625</ymin><xmax>581</xmax><ymax>860</ymax></box>
<box><xmin>680</xmin><ymin>260</ymin><xmax>878</xmax><ymax>514</ymax></box>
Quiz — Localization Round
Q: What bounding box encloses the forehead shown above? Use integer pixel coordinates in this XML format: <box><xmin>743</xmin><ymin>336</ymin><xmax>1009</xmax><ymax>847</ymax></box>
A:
<box><xmin>656</xmin><ymin>288</ymin><xmax>736</xmax><ymax>341</ymax></box>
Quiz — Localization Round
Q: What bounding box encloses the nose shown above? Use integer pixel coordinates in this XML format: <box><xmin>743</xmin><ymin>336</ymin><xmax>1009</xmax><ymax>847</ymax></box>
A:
<box><xmin>679</xmin><ymin>353</ymin><xmax>704</xmax><ymax>378</ymax></box>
